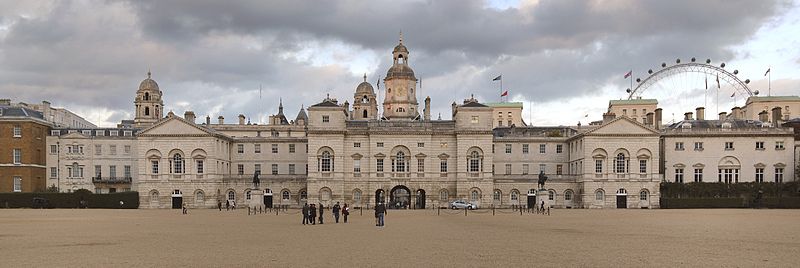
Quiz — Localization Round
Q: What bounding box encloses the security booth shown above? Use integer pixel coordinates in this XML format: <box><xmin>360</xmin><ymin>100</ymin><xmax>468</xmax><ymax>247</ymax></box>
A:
<box><xmin>527</xmin><ymin>189</ymin><xmax>536</xmax><ymax>209</ymax></box>
<box><xmin>263</xmin><ymin>189</ymin><xmax>273</xmax><ymax>208</ymax></box>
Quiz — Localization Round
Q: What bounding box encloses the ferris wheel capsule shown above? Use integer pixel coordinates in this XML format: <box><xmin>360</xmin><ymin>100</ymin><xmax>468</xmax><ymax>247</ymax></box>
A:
<box><xmin>662</xmin><ymin>62</ymin><xmax>666</xmax><ymax>68</ymax></box>
<box><xmin>706</xmin><ymin>59</ymin><xmax>711</xmax><ymax>64</ymax></box>
<box><xmin>733</xmin><ymin>70</ymin><xmax>739</xmax><ymax>75</ymax></box>
<box><xmin>720</xmin><ymin>63</ymin><xmax>726</xmax><ymax>68</ymax></box>
<box><xmin>691</xmin><ymin>57</ymin><xmax>696</xmax><ymax>62</ymax></box>
<box><xmin>745</xmin><ymin>79</ymin><xmax>751</xmax><ymax>84</ymax></box>
<box><xmin>754</xmin><ymin>90</ymin><xmax>759</xmax><ymax>95</ymax></box>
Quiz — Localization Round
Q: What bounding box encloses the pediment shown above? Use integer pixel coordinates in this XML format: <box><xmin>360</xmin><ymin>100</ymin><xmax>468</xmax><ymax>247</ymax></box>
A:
<box><xmin>61</xmin><ymin>132</ymin><xmax>89</xmax><ymax>139</ymax></box>
<box><xmin>585</xmin><ymin>117</ymin><xmax>658</xmax><ymax>135</ymax></box>
<box><xmin>140</xmin><ymin>116</ymin><xmax>212</xmax><ymax>136</ymax></box>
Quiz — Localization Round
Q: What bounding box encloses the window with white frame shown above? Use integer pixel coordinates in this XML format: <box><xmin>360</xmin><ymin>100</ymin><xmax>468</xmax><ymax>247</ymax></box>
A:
<box><xmin>468</xmin><ymin>151</ymin><xmax>480</xmax><ymax>173</ymax></box>
<box><xmin>440</xmin><ymin>190</ymin><xmax>449</xmax><ymax>201</ymax></box>
<box><xmin>510</xmin><ymin>190</ymin><xmax>519</xmax><ymax>201</ymax></box>
<box><xmin>394</xmin><ymin>152</ymin><xmax>406</xmax><ymax>172</ymax></box>
<box><xmin>417</xmin><ymin>158</ymin><xmax>424</xmax><ymax>173</ymax></box>
<box><xmin>694</xmin><ymin>142</ymin><xmax>703</xmax><ymax>151</ymax></box>
<box><xmin>675</xmin><ymin>168</ymin><xmax>684</xmax><ymax>183</ymax></box>
<box><xmin>493</xmin><ymin>190</ymin><xmax>501</xmax><ymax>201</ymax></box>
<box><xmin>353</xmin><ymin>142</ymin><xmax>361</xmax><ymax>148</ymax></box>
<box><xmin>123</xmin><ymin>131</ymin><xmax>132</xmax><ymax>137</ymax></box>
<box><xmin>254</xmin><ymin>164</ymin><xmax>261</xmax><ymax>175</ymax></box>
<box><xmin>440</xmin><ymin>159</ymin><xmax>447</xmax><ymax>173</ymax></box>
<box><xmin>595</xmin><ymin>190</ymin><xmax>604</xmax><ymax>201</ymax></box>
<box><xmin>556</xmin><ymin>144</ymin><xmax>563</xmax><ymax>153</ymax></box>
<box><xmin>755</xmin><ymin>168</ymin><xmax>764</xmax><ymax>183</ymax></box>
<box><xmin>640</xmin><ymin>190</ymin><xmax>648</xmax><ymax>201</ymax></box>
<box><xmin>13</xmin><ymin>176</ymin><xmax>22</xmax><ymax>192</ymax></box>
<box><xmin>755</xmin><ymin>141</ymin><xmax>765</xmax><ymax>150</ymax></box>
<box><xmin>776</xmin><ymin>141</ymin><xmax>785</xmax><ymax>150</ymax></box>
<box><xmin>639</xmin><ymin>160</ymin><xmax>647</xmax><ymax>174</ymax></box>
<box><xmin>522</xmin><ymin>164</ymin><xmax>529</xmax><ymax>175</ymax></box>
<box><xmin>254</xmin><ymin>144</ymin><xmax>261</xmax><ymax>153</ymax></box>
<box><xmin>522</xmin><ymin>144</ymin><xmax>529</xmax><ymax>154</ymax></box>
<box><xmin>282</xmin><ymin>190</ymin><xmax>290</xmax><ymax>200</ymax></box>
<box><xmin>228</xmin><ymin>191</ymin><xmax>235</xmax><ymax>201</ymax></box>
<box><xmin>564</xmin><ymin>190</ymin><xmax>573</xmax><ymax>201</ymax></box>
<box><xmin>110</xmin><ymin>130</ymin><xmax>118</xmax><ymax>136</ymax></box>
<box><xmin>272</xmin><ymin>164</ymin><xmax>278</xmax><ymax>175</ymax></box>
<box><xmin>504</xmin><ymin>164</ymin><xmax>511</xmax><ymax>175</ymax></box>
<box><xmin>237</xmin><ymin>164</ymin><xmax>244</xmax><ymax>175</ymax></box>
<box><xmin>353</xmin><ymin>159</ymin><xmax>361</xmax><ymax>173</ymax></box>
<box><xmin>595</xmin><ymin>159</ymin><xmax>603</xmax><ymax>174</ymax></box>
<box><xmin>321</xmin><ymin>151</ymin><xmax>332</xmax><ymax>172</ymax></box>
<box><xmin>724</xmin><ymin>142</ymin><xmax>734</xmax><ymax>150</ymax></box>
<box><xmin>289</xmin><ymin>164</ymin><xmax>296</xmax><ymax>175</ymax></box>
<box><xmin>289</xmin><ymin>144</ymin><xmax>296</xmax><ymax>153</ymax></box>
<box><xmin>272</xmin><ymin>144</ymin><xmax>278</xmax><ymax>154</ymax></box>
<box><xmin>694</xmin><ymin>168</ymin><xmax>703</xmax><ymax>182</ymax></box>
<box><xmin>50</xmin><ymin>167</ymin><xmax>57</xmax><ymax>178</ymax></box>
<box><xmin>173</xmin><ymin>154</ymin><xmax>184</xmax><ymax>173</ymax></box>
<box><xmin>377</xmin><ymin>142</ymin><xmax>384</xmax><ymax>147</ymax></box>
<box><xmin>505</xmin><ymin>144</ymin><xmax>512</xmax><ymax>154</ymax></box>
<box><xmin>151</xmin><ymin>160</ymin><xmax>159</xmax><ymax>174</ymax></box>
<box><xmin>548</xmin><ymin>190</ymin><xmax>555</xmax><ymax>201</ymax></box>
<box><xmin>775</xmin><ymin>168</ymin><xmax>784</xmax><ymax>183</ymax></box>
<box><xmin>377</xmin><ymin>159</ymin><xmax>384</xmax><ymax>172</ymax></box>
<box><xmin>109</xmin><ymin>165</ymin><xmax>117</xmax><ymax>178</ymax></box>
<box><xmin>94</xmin><ymin>165</ymin><xmax>102</xmax><ymax>177</ymax></box>
<box><xmin>675</xmin><ymin>142</ymin><xmax>684</xmax><ymax>150</ymax></box>
<box><xmin>237</xmin><ymin>144</ymin><xmax>244</xmax><ymax>153</ymax></box>
<box><xmin>322</xmin><ymin>115</ymin><xmax>330</xmax><ymax>123</ymax></box>
<box><xmin>614</xmin><ymin>154</ymin><xmax>626</xmax><ymax>173</ymax></box>
<box><xmin>11</xmin><ymin>126</ymin><xmax>21</xmax><ymax>137</ymax></box>
<box><xmin>354</xmin><ymin>190</ymin><xmax>362</xmax><ymax>203</ymax></box>
<box><xmin>556</xmin><ymin>164</ymin><xmax>563</xmax><ymax>175</ymax></box>
<box><xmin>539</xmin><ymin>144</ymin><xmax>546</xmax><ymax>154</ymax></box>
<box><xmin>417</xmin><ymin>142</ymin><xmax>424</xmax><ymax>148</ymax></box>
<box><xmin>470</xmin><ymin>190</ymin><xmax>479</xmax><ymax>201</ymax></box>
<box><xmin>539</xmin><ymin>164</ymin><xmax>546</xmax><ymax>174</ymax></box>
<box><xmin>51</xmin><ymin>130</ymin><xmax>60</xmax><ymax>136</ymax></box>
<box><xmin>50</xmin><ymin>145</ymin><xmax>57</xmax><ymax>154</ymax></box>
<box><xmin>13</xmin><ymin>149</ymin><xmax>21</xmax><ymax>164</ymax></box>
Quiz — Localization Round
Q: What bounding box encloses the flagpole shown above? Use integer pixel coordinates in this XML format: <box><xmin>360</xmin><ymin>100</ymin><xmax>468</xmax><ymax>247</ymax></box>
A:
<box><xmin>500</xmin><ymin>74</ymin><xmax>503</xmax><ymax>103</ymax></box>
<box><xmin>768</xmin><ymin>67</ymin><xmax>771</xmax><ymax>96</ymax></box>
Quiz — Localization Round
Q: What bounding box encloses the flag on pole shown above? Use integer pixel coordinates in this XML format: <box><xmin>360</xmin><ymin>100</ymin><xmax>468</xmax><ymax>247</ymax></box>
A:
<box><xmin>705</xmin><ymin>76</ymin><xmax>708</xmax><ymax>90</ymax></box>
<box><xmin>764</xmin><ymin>68</ymin><xmax>771</xmax><ymax>76</ymax></box>
<box><xmin>500</xmin><ymin>90</ymin><xmax>508</xmax><ymax>97</ymax></box>
<box><xmin>716</xmin><ymin>74</ymin><xmax>720</xmax><ymax>89</ymax></box>
<box><xmin>493</xmin><ymin>75</ymin><xmax>502</xmax><ymax>81</ymax></box>
<box><xmin>730</xmin><ymin>92</ymin><xmax>735</xmax><ymax>98</ymax></box>
<box><xmin>624</xmin><ymin>70</ymin><xmax>632</xmax><ymax>79</ymax></box>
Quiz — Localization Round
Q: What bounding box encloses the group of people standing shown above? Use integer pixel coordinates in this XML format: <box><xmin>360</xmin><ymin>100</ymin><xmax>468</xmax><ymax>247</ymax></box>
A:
<box><xmin>217</xmin><ymin>200</ymin><xmax>237</xmax><ymax>211</ymax></box>
<box><xmin>302</xmin><ymin>202</ymin><xmax>350</xmax><ymax>225</ymax></box>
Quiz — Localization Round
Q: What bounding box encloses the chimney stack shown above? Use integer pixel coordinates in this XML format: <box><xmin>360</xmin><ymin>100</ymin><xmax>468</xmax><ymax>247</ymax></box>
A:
<box><xmin>758</xmin><ymin>110</ymin><xmax>768</xmax><ymax>122</ymax></box>
<box><xmin>184</xmin><ymin>111</ymin><xmax>196</xmax><ymax>123</ymax></box>
<box><xmin>206</xmin><ymin>115</ymin><xmax>211</xmax><ymax>125</ymax></box>
<box><xmin>646</xmin><ymin>112</ymin><xmax>654</xmax><ymax>126</ymax></box>
<box><xmin>684</xmin><ymin>112</ymin><xmax>693</xmax><ymax>121</ymax></box>
<box><xmin>772</xmin><ymin>106</ymin><xmax>783</xmax><ymax>126</ymax></box>
<box><xmin>654</xmin><ymin>108</ymin><xmax>663</xmax><ymax>130</ymax></box>
<box><xmin>602</xmin><ymin>112</ymin><xmax>616</xmax><ymax>124</ymax></box>
<box><xmin>731</xmin><ymin>107</ymin><xmax>741</xmax><ymax>120</ymax></box>
<box><xmin>719</xmin><ymin>112</ymin><xmax>728</xmax><ymax>120</ymax></box>
<box><xmin>424</xmin><ymin>96</ymin><xmax>431</xmax><ymax>121</ymax></box>
<box><xmin>218</xmin><ymin>116</ymin><xmax>224</xmax><ymax>125</ymax></box>
<box><xmin>238</xmin><ymin>114</ymin><xmax>246</xmax><ymax>125</ymax></box>
<box><xmin>696</xmin><ymin>107</ymin><xmax>705</xmax><ymax>121</ymax></box>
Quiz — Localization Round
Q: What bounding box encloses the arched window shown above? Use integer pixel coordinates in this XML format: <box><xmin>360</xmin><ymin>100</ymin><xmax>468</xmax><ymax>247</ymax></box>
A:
<box><xmin>71</xmin><ymin>162</ymin><xmax>80</xmax><ymax>177</ymax></box>
<box><xmin>615</xmin><ymin>153</ymin><xmax>626</xmax><ymax>173</ymax></box>
<box><xmin>493</xmin><ymin>190</ymin><xmax>501</xmax><ymax>201</ymax></box>
<box><xmin>173</xmin><ymin>154</ymin><xmax>184</xmax><ymax>174</ymax></box>
<box><xmin>300</xmin><ymin>190</ymin><xmax>307</xmax><ymax>200</ymax></box>
<box><xmin>195</xmin><ymin>191</ymin><xmax>204</xmax><ymax>202</ymax></box>
<box><xmin>640</xmin><ymin>190</ymin><xmax>648</xmax><ymax>201</ymax></box>
<box><xmin>246</xmin><ymin>190</ymin><xmax>252</xmax><ymax>200</ymax></box>
<box><xmin>149</xmin><ymin>190</ymin><xmax>159</xmax><ymax>202</ymax></box>
<box><xmin>321</xmin><ymin>151</ymin><xmax>332</xmax><ymax>172</ymax></box>
<box><xmin>395</xmin><ymin>152</ymin><xmax>406</xmax><ymax>172</ymax></box>
<box><xmin>564</xmin><ymin>190</ymin><xmax>573</xmax><ymax>201</ymax></box>
<box><xmin>595</xmin><ymin>190</ymin><xmax>604</xmax><ymax>201</ymax></box>
<box><xmin>281</xmin><ymin>190</ymin><xmax>290</xmax><ymax>200</ymax></box>
<box><xmin>144</xmin><ymin>92</ymin><xmax>150</xmax><ymax>101</ymax></box>
<box><xmin>320</xmin><ymin>188</ymin><xmax>331</xmax><ymax>201</ymax></box>
<box><xmin>353</xmin><ymin>189</ymin><xmax>362</xmax><ymax>203</ymax></box>
<box><xmin>227</xmin><ymin>190</ymin><xmax>235</xmax><ymax>201</ymax></box>
<box><xmin>548</xmin><ymin>190</ymin><xmax>555</xmax><ymax>201</ymax></box>
<box><xmin>144</xmin><ymin>106</ymin><xmax>150</xmax><ymax>116</ymax></box>
<box><xmin>470</xmin><ymin>190</ymin><xmax>480</xmax><ymax>201</ymax></box>
<box><xmin>363</xmin><ymin>109</ymin><xmax>368</xmax><ymax>118</ymax></box>
<box><xmin>439</xmin><ymin>189</ymin><xmax>449</xmax><ymax>201</ymax></box>
<box><xmin>510</xmin><ymin>190</ymin><xmax>519</xmax><ymax>201</ymax></box>
<box><xmin>469</xmin><ymin>151</ymin><xmax>481</xmax><ymax>173</ymax></box>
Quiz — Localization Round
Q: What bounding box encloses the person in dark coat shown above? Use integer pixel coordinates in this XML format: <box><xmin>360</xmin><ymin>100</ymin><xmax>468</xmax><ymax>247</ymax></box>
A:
<box><xmin>332</xmin><ymin>202</ymin><xmax>341</xmax><ymax>223</ymax></box>
<box><xmin>217</xmin><ymin>200</ymin><xmax>222</xmax><ymax>211</ymax></box>
<box><xmin>302</xmin><ymin>203</ymin><xmax>309</xmax><ymax>225</ymax></box>
<box><xmin>309</xmin><ymin>204</ymin><xmax>317</xmax><ymax>225</ymax></box>
<box><xmin>375</xmin><ymin>202</ymin><xmax>386</xmax><ymax>227</ymax></box>
<box><xmin>226</xmin><ymin>200</ymin><xmax>230</xmax><ymax>211</ymax></box>
<box><xmin>318</xmin><ymin>203</ymin><xmax>325</xmax><ymax>224</ymax></box>
<box><xmin>342</xmin><ymin>203</ymin><xmax>349</xmax><ymax>223</ymax></box>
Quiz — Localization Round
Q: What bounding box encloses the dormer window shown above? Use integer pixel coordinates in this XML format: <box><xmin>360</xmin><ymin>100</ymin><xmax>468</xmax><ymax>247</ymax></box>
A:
<box><xmin>721</xmin><ymin>122</ymin><xmax>732</xmax><ymax>129</ymax></box>
<box><xmin>322</xmin><ymin>115</ymin><xmax>330</xmax><ymax>123</ymax></box>
<box><xmin>681</xmin><ymin>123</ymin><xmax>692</xmax><ymax>129</ymax></box>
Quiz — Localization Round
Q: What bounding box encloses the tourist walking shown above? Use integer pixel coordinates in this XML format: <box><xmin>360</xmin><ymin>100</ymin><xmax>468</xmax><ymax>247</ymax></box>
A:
<box><xmin>376</xmin><ymin>202</ymin><xmax>386</xmax><ymax>227</ymax></box>
<box><xmin>302</xmin><ymin>203</ymin><xmax>309</xmax><ymax>225</ymax></box>
<box><xmin>318</xmin><ymin>203</ymin><xmax>325</xmax><ymax>224</ymax></box>
<box><xmin>332</xmin><ymin>202</ymin><xmax>341</xmax><ymax>223</ymax></box>
<box><xmin>540</xmin><ymin>200</ymin><xmax>545</xmax><ymax>212</ymax></box>
<box><xmin>226</xmin><ymin>200</ymin><xmax>230</xmax><ymax>211</ymax></box>
<box><xmin>309</xmin><ymin>204</ymin><xmax>317</xmax><ymax>225</ymax></box>
<box><xmin>343</xmin><ymin>203</ymin><xmax>349</xmax><ymax>223</ymax></box>
<box><xmin>217</xmin><ymin>200</ymin><xmax>222</xmax><ymax>211</ymax></box>
<box><xmin>182</xmin><ymin>202</ymin><xmax>188</xmax><ymax>214</ymax></box>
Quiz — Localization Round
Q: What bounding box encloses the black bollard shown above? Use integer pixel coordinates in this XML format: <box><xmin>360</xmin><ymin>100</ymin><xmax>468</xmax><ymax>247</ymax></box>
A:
<box><xmin>492</xmin><ymin>205</ymin><xmax>495</xmax><ymax>216</ymax></box>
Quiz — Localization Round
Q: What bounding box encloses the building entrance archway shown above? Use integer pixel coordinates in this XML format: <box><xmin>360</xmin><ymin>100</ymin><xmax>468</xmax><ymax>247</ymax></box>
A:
<box><xmin>390</xmin><ymin>185</ymin><xmax>411</xmax><ymax>209</ymax></box>
<box><xmin>416</xmin><ymin>189</ymin><xmax>426</xmax><ymax>209</ymax></box>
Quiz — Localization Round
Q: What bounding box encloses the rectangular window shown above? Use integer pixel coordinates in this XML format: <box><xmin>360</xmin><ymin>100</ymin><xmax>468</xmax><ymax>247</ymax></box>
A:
<box><xmin>556</xmin><ymin>144</ymin><xmax>563</xmax><ymax>154</ymax></box>
<box><xmin>196</xmin><ymin>160</ymin><xmax>203</xmax><ymax>174</ymax></box>
<box><xmin>354</xmin><ymin>159</ymin><xmax>361</xmax><ymax>173</ymax></box>
<box><xmin>694</xmin><ymin>142</ymin><xmax>703</xmax><ymax>151</ymax></box>
<box><xmin>755</xmin><ymin>168</ymin><xmax>764</xmax><ymax>183</ymax></box>
<box><xmin>775</xmin><ymin>168</ymin><xmax>784</xmax><ymax>183</ymax></box>
<box><xmin>354</xmin><ymin>142</ymin><xmax>361</xmax><ymax>148</ymax></box>
<box><xmin>755</xmin><ymin>141</ymin><xmax>764</xmax><ymax>150</ymax></box>
<box><xmin>556</xmin><ymin>165</ymin><xmax>563</xmax><ymax>175</ymax></box>
<box><xmin>694</xmin><ymin>168</ymin><xmax>703</xmax><ymax>182</ymax></box>
<box><xmin>124</xmin><ymin>131</ymin><xmax>132</xmax><ymax>137</ymax></box>
<box><xmin>522</xmin><ymin>164</ymin><xmax>529</xmax><ymax>175</ymax></box>
<box><xmin>110</xmin><ymin>145</ymin><xmax>117</xmax><ymax>155</ymax></box>
<box><xmin>539</xmin><ymin>144</ymin><xmax>546</xmax><ymax>154</ymax></box>
<box><xmin>82</xmin><ymin>130</ymin><xmax>92</xmax><ymax>136</ymax></box>
<box><xmin>675</xmin><ymin>142</ymin><xmax>684</xmax><ymax>150</ymax></box>
<box><xmin>95</xmin><ymin>130</ymin><xmax>104</xmax><ymax>136</ymax></box>
<box><xmin>13</xmin><ymin>149</ymin><xmax>21</xmax><ymax>164</ymax></box>
<box><xmin>109</xmin><ymin>165</ymin><xmax>117</xmax><ymax>178</ymax></box>
<box><xmin>95</xmin><ymin>165</ymin><xmax>102</xmax><ymax>177</ymax></box>
<box><xmin>417</xmin><ymin>142</ymin><xmax>424</xmax><ymax>148</ymax></box>
<box><xmin>51</xmin><ymin>130</ymin><xmax>60</xmax><ymax>136</ymax></box>
<box><xmin>639</xmin><ymin>160</ymin><xmax>647</xmax><ymax>174</ymax></box>
<box><xmin>725</xmin><ymin>142</ymin><xmax>734</xmax><ymax>150</ymax></box>
<box><xmin>776</xmin><ymin>141</ymin><xmax>785</xmax><ymax>150</ymax></box>
<box><xmin>272</xmin><ymin>144</ymin><xmax>278</xmax><ymax>154</ymax></box>
<box><xmin>289</xmin><ymin>144</ymin><xmax>296</xmax><ymax>153</ymax></box>
<box><xmin>50</xmin><ymin>167</ymin><xmax>57</xmax><ymax>178</ymax></box>
<box><xmin>289</xmin><ymin>164</ymin><xmax>296</xmax><ymax>175</ymax></box>
<box><xmin>237</xmin><ymin>144</ymin><xmax>244</xmax><ymax>154</ymax></box>
<box><xmin>377</xmin><ymin>159</ymin><xmax>384</xmax><ymax>172</ymax></box>
<box><xmin>505</xmin><ymin>144</ymin><xmax>512</xmax><ymax>154</ymax></box>
<box><xmin>13</xmin><ymin>176</ymin><xmax>21</xmax><ymax>192</ymax></box>
<box><xmin>50</xmin><ymin>145</ymin><xmax>57</xmax><ymax>154</ymax></box>
<box><xmin>237</xmin><ymin>164</ymin><xmax>244</xmax><ymax>175</ymax></box>
<box><xmin>272</xmin><ymin>164</ymin><xmax>278</xmax><ymax>175</ymax></box>
<box><xmin>254</xmin><ymin>164</ymin><xmax>262</xmax><ymax>175</ymax></box>
<box><xmin>595</xmin><ymin>160</ymin><xmax>603</xmax><ymax>174</ymax></box>
<box><xmin>13</xmin><ymin>126</ymin><xmax>21</xmax><ymax>137</ymax></box>
<box><xmin>522</xmin><ymin>144</ymin><xmax>529</xmax><ymax>154</ymax></box>
<box><xmin>95</xmin><ymin>145</ymin><xmax>102</xmax><ymax>155</ymax></box>
<box><xmin>377</xmin><ymin>142</ymin><xmax>384</xmax><ymax>148</ymax></box>
<box><xmin>151</xmin><ymin>161</ymin><xmax>159</xmax><ymax>174</ymax></box>
<box><xmin>110</xmin><ymin>130</ymin><xmax>118</xmax><ymax>136</ymax></box>
<box><xmin>124</xmin><ymin>145</ymin><xmax>131</xmax><ymax>154</ymax></box>
<box><xmin>675</xmin><ymin>168</ymin><xmax>684</xmax><ymax>183</ymax></box>
<box><xmin>505</xmin><ymin>164</ymin><xmax>512</xmax><ymax>175</ymax></box>
<box><xmin>417</xmin><ymin>158</ymin><xmax>424</xmax><ymax>173</ymax></box>
<box><xmin>124</xmin><ymin>165</ymin><xmax>131</xmax><ymax>178</ymax></box>
<box><xmin>322</xmin><ymin>115</ymin><xmax>330</xmax><ymax>123</ymax></box>
<box><xmin>539</xmin><ymin>164</ymin><xmax>546</xmax><ymax>174</ymax></box>
<box><xmin>440</xmin><ymin>159</ymin><xmax>447</xmax><ymax>173</ymax></box>
<box><xmin>254</xmin><ymin>144</ymin><xmax>261</xmax><ymax>153</ymax></box>
<box><xmin>471</xmin><ymin>116</ymin><xmax>479</xmax><ymax>123</ymax></box>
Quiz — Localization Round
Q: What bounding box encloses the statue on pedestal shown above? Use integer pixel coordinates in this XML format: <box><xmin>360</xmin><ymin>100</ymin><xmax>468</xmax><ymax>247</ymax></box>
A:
<box><xmin>252</xmin><ymin>171</ymin><xmax>261</xmax><ymax>190</ymax></box>
<box><xmin>537</xmin><ymin>170</ymin><xmax>548</xmax><ymax>190</ymax></box>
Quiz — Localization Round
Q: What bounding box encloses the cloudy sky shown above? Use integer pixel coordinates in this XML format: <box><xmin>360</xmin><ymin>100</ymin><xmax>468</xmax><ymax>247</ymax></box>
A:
<box><xmin>1</xmin><ymin>0</ymin><xmax>798</xmax><ymax>127</ymax></box>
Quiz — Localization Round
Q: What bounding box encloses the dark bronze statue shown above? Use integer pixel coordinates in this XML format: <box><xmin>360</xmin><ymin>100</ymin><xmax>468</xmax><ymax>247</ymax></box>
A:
<box><xmin>537</xmin><ymin>170</ymin><xmax>548</xmax><ymax>190</ymax></box>
<box><xmin>252</xmin><ymin>171</ymin><xmax>261</xmax><ymax>189</ymax></box>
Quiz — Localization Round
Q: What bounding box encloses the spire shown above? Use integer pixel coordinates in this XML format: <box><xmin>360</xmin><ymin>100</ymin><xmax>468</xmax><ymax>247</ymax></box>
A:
<box><xmin>399</xmin><ymin>30</ymin><xmax>403</xmax><ymax>44</ymax></box>
<box><xmin>278</xmin><ymin>98</ymin><xmax>284</xmax><ymax>114</ymax></box>
<box><xmin>363</xmin><ymin>73</ymin><xmax>367</xmax><ymax>82</ymax></box>
<box><xmin>147</xmin><ymin>69</ymin><xmax>151</xmax><ymax>79</ymax></box>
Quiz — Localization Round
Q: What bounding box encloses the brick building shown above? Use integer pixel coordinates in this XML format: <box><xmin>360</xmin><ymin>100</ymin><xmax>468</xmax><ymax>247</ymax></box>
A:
<box><xmin>0</xmin><ymin>106</ymin><xmax>51</xmax><ymax>192</ymax></box>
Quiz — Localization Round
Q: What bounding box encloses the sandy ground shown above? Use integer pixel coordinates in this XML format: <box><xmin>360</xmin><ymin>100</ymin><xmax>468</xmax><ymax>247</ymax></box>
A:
<box><xmin>1</xmin><ymin>208</ymin><xmax>799</xmax><ymax>267</ymax></box>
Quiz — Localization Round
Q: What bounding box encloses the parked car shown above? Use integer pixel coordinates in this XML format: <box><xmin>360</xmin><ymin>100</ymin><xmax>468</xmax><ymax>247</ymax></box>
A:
<box><xmin>450</xmin><ymin>200</ymin><xmax>478</xmax><ymax>210</ymax></box>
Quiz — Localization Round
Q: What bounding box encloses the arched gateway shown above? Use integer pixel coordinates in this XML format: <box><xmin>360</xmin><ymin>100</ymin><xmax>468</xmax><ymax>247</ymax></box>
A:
<box><xmin>390</xmin><ymin>185</ymin><xmax>411</xmax><ymax>209</ymax></box>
